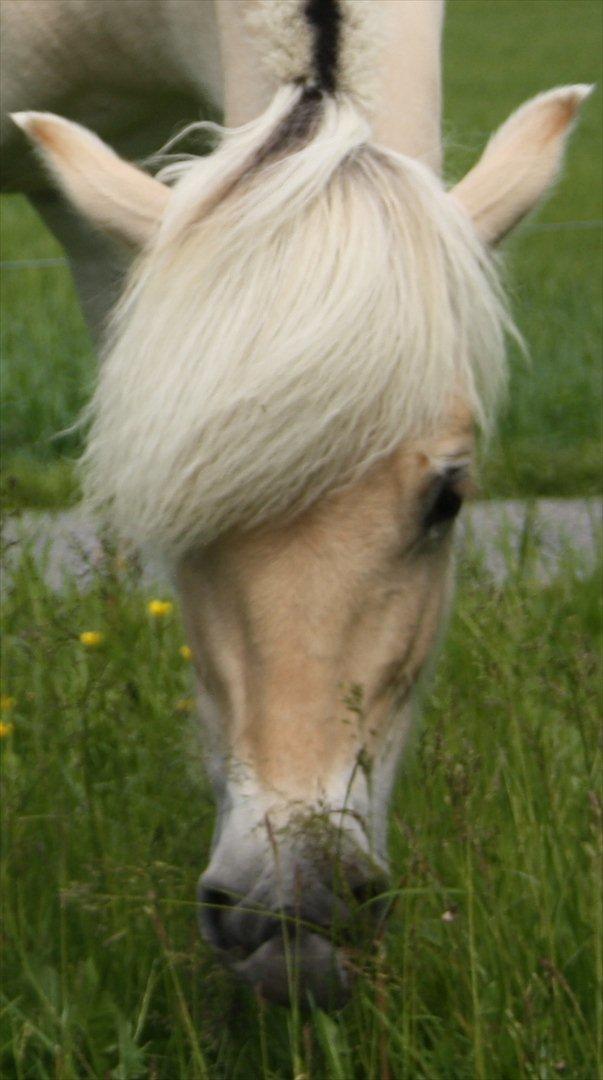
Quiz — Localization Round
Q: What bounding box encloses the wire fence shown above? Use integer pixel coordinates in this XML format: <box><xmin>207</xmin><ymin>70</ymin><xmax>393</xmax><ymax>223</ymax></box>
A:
<box><xmin>1</xmin><ymin>257</ymin><xmax>68</xmax><ymax>269</ymax></box>
<box><xmin>529</xmin><ymin>219</ymin><xmax>603</xmax><ymax>231</ymax></box>
<box><xmin>1</xmin><ymin>220</ymin><xmax>601</xmax><ymax>270</ymax></box>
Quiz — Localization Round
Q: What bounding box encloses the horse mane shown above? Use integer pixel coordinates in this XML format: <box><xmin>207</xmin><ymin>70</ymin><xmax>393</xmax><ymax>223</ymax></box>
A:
<box><xmin>81</xmin><ymin>82</ymin><xmax>512</xmax><ymax>555</ymax></box>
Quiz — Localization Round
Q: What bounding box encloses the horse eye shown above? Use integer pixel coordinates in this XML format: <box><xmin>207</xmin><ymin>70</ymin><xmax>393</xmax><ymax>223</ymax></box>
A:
<box><xmin>423</xmin><ymin>474</ymin><xmax>463</xmax><ymax>530</ymax></box>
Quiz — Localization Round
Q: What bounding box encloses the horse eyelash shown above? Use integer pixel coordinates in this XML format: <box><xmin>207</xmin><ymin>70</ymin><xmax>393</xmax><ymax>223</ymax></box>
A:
<box><xmin>422</xmin><ymin>471</ymin><xmax>464</xmax><ymax>531</ymax></box>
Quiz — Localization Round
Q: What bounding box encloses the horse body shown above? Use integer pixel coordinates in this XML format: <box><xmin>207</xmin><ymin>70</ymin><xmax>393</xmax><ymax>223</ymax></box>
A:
<box><xmin>2</xmin><ymin>0</ymin><xmax>221</xmax><ymax>327</ymax></box>
<box><xmin>1</xmin><ymin>0</ymin><xmax>222</xmax><ymax>185</ymax></box>
<box><xmin>5</xmin><ymin>0</ymin><xmax>589</xmax><ymax>1006</ymax></box>
<box><xmin>1</xmin><ymin>0</ymin><xmax>442</xmax><ymax>333</ymax></box>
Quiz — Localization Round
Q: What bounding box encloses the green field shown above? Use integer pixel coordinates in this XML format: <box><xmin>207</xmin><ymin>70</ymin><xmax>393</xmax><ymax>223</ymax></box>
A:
<box><xmin>2</xmin><ymin>543</ymin><xmax>601</xmax><ymax>1078</ymax></box>
<box><xmin>2</xmin><ymin>1</ymin><xmax>602</xmax><ymax>1077</ymax></box>
<box><xmin>1</xmin><ymin>0</ymin><xmax>601</xmax><ymax>506</ymax></box>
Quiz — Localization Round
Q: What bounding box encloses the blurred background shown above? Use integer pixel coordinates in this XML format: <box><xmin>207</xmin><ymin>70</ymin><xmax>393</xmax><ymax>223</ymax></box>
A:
<box><xmin>1</xmin><ymin>0</ymin><xmax>601</xmax><ymax>511</ymax></box>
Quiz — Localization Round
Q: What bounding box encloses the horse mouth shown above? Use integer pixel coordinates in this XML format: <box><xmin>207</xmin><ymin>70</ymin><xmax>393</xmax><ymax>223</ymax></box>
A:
<box><xmin>197</xmin><ymin>885</ymin><xmax>390</xmax><ymax>1007</ymax></box>
<box><xmin>197</xmin><ymin>863</ymin><xmax>391</xmax><ymax>1006</ymax></box>
<box><xmin>227</xmin><ymin>928</ymin><xmax>352</xmax><ymax>1008</ymax></box>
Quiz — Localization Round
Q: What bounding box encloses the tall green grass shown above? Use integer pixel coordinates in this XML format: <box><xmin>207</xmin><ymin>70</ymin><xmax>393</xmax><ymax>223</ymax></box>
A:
<box><xmin>2</xmin><ymin>542</ymin><xmax>600</xmax><ymax>1078</ymax></box>
<box><xmin>443</xmin><ymin>0</ymin><xmax>602</xmax><ymax>499</ymax></box>
<box><xmin>1</xmin><ymin>0</ymin><xmax>601</xmax><ymax>506</ymax></box>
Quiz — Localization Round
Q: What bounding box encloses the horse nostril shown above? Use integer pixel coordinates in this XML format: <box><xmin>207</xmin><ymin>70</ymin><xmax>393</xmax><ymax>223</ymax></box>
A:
<box><xmin>349</xmin><ymin>876</ymin><xmax>391</xmax><ymax>922</ymax></box>
<box><xmin>197</xmin><ymin>884</ymin><xmax>238</xmax><ymax>951</ymax></box>
<box><xmin>351</xmin><ymin>880</ymin><xmax>380</xmax><ymax>906</ymax></box>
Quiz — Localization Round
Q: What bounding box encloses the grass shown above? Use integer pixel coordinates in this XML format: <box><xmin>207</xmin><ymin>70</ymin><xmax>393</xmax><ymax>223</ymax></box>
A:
<box><xmin>444</xmin><ymin>1</ymin><xmax>602</xmax><ymax>498</ymax></box>
<box><xmin>1</xmin><ymin>0</ymin><xmax>601</xmax><ymax>506</ymax></box>
<box><xmin>1</xmin><ymin>539</ymin><xmax>601</xmax><ymax>1078</ymax></box>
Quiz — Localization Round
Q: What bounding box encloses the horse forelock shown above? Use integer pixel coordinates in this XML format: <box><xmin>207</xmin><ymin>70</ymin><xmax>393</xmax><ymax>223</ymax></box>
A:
<box><xmin>81</xmin><ymin>87</ymin><xmax>512</xmax><ymax>555</ymax></box>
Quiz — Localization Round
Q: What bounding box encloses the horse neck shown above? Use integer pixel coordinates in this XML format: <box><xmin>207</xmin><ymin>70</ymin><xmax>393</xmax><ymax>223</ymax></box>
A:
<box><xmin>214</xmin><ymin>0</ymin><xmax>444</xmax><ymax>174</ymax></box>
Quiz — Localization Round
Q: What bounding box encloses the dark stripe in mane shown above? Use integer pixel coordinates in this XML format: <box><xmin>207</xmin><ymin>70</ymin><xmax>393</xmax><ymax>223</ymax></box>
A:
<box><xmin>251</xmin><ymin>1</ymin><xmax>342</xmax><ymax>171</ymax></box>
<box><xmin>305</xmin><ymin>0</ymin><xmax>342</xmax><ymax>94</ymax></box>
<box><xmin>252</xmin><ymin>87</ymin><xmax>322</xmax><ymax>167</ymax></box>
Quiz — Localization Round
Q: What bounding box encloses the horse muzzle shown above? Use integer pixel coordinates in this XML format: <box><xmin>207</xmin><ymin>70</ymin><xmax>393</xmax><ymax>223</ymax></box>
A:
<box><xmin>197</xmin><ymin>845</ymin><xmax>390</xmax><ymax>1007</ymax></box>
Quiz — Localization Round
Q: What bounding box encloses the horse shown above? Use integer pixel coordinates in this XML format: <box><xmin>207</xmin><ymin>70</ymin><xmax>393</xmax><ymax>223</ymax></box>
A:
<box><xmin>4</xmin><ymin>0</ymin><xmax>589</xmax><ymax>1007</ymax></box>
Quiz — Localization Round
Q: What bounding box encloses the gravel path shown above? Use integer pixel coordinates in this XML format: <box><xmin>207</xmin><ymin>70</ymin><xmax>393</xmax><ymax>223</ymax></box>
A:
<box><xmin>2</xmin><ymin>500</ymin><xmax>601</xmax><ymax>592</ymax></box>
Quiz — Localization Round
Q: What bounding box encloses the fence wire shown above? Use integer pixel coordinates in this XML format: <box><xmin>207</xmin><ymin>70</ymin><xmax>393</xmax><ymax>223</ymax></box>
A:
<box><xmin>1</xmin><ymin>257</ymin><xmax>68</xmax><ymax>269</ymax></box>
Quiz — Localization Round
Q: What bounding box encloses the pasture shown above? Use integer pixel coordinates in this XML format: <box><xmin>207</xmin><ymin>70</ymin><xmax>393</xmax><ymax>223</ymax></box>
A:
<box><xmin>1</xmin><ymin>0</ymin><xmax>602</xmax><ymax>1077</ymax></box>
<box><xmin>2</xmin><ymin>545</ymin><xmax>601</xmax><ymax>1077</ymax></box>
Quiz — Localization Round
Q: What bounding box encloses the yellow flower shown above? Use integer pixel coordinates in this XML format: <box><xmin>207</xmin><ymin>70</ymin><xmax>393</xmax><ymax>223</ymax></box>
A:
<box><xmin>175</xmin><ymin>698</ymin><xmax>195</xmax><ymax>713</ymax></box>
<box><xmin>79</xmin><ymin>631</ymin><xmax>105</xmax><ymax>648</ymax></box>
<box><xmin>179</xmin><ymin>645</ymin><xmax>192</xmax><ymax>661</ymax></box>
<box><xmin>0</xmin><ymin>721</ymin><xmax>14</xmax><ymax>738</ymax></box>
<box><xmin>0</xmin><ymin>695</ymin><xmax>16</xmax><ymax>712</ymax></box>
<box><xmin>147</xmin><ymin>599</ymin><xmax>173</xmax><ymax>618</ymax></box>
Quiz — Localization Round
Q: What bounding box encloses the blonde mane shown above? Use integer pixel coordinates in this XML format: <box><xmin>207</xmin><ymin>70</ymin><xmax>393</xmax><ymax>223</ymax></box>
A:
<box><xmin>82</xmin><ymin>83</ymin><xmax>511</xmax><ymax>554</ymax></box>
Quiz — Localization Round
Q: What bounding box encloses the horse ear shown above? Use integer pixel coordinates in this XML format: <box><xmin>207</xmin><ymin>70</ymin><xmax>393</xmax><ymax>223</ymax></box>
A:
<box><xmin>11</xmin><ymin>111</ymin><xmax>169</xmax><ymax>248</ymax></box>
<box><xmin>450</xmin><ymin>85</ymin><xmax>593</xmax><ymax>245</ymax></box>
